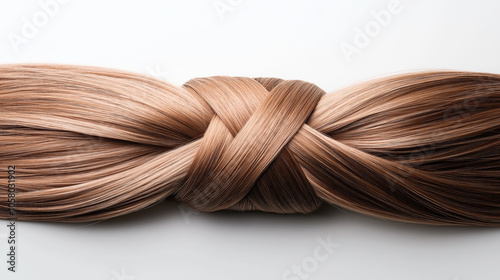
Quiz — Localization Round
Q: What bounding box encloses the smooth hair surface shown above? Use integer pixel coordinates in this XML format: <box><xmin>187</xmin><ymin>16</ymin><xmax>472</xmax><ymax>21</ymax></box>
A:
<box><xmin>1</xmin><ymin>64</ymin><xmax>500</xmax><ymax>225</ymax></box>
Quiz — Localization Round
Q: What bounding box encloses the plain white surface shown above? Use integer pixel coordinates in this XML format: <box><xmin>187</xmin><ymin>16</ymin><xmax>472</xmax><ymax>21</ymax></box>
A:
<box><xmin>1</xmin><ymin>0</ymin><xmax>500</xmax><ymax>279</ymax></box>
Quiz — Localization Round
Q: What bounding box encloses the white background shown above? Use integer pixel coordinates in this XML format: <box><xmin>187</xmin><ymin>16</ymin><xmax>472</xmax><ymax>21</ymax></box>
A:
<box><xmin>1</xmin><ymin>0</ymin><xmax>500</xmax><ymax>279</ymax></box>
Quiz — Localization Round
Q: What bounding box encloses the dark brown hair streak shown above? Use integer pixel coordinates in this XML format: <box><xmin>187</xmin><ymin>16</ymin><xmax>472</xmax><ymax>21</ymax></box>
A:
<box><xmin>385</xmin><ymin>75</ymin><xmax>497</xmax><ymax>193</ymax></box>
<box><xmin>1</xmin><ymin>64</ymin><xmax>500</xmax><ymax>226</ymax></box>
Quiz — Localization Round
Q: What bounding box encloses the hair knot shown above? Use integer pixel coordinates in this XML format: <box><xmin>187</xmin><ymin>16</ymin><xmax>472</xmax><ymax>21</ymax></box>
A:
<box><xmin>175</xmin><ymin>76</ymin><xmax>326</xmax><ymax>213</ymax></box>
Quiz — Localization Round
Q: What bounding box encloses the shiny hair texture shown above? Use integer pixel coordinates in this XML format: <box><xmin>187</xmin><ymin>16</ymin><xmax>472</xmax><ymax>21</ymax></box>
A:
<box><xmin>1</xmin><ymin>64</ymin><xmax>499</xmax><ymax>225</ymax></box>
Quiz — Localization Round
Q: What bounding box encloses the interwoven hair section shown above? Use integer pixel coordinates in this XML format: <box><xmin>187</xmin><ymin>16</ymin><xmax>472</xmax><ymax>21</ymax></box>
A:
<box><xmin>1</xmin><ymin>64</ymin><xmax>500</xmax><ymax>225</ymax></box>
<box><xmin>176</xmin><ymin>77</ymin><xmax>325</xmax><ymax>213</ymax></box>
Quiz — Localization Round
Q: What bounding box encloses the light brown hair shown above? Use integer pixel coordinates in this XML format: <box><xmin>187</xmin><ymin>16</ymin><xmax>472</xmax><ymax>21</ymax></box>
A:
<box><xmin>1</xmin><ymin>64</ymin><xmax>499</xmax><ymax>225</ymax></box>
